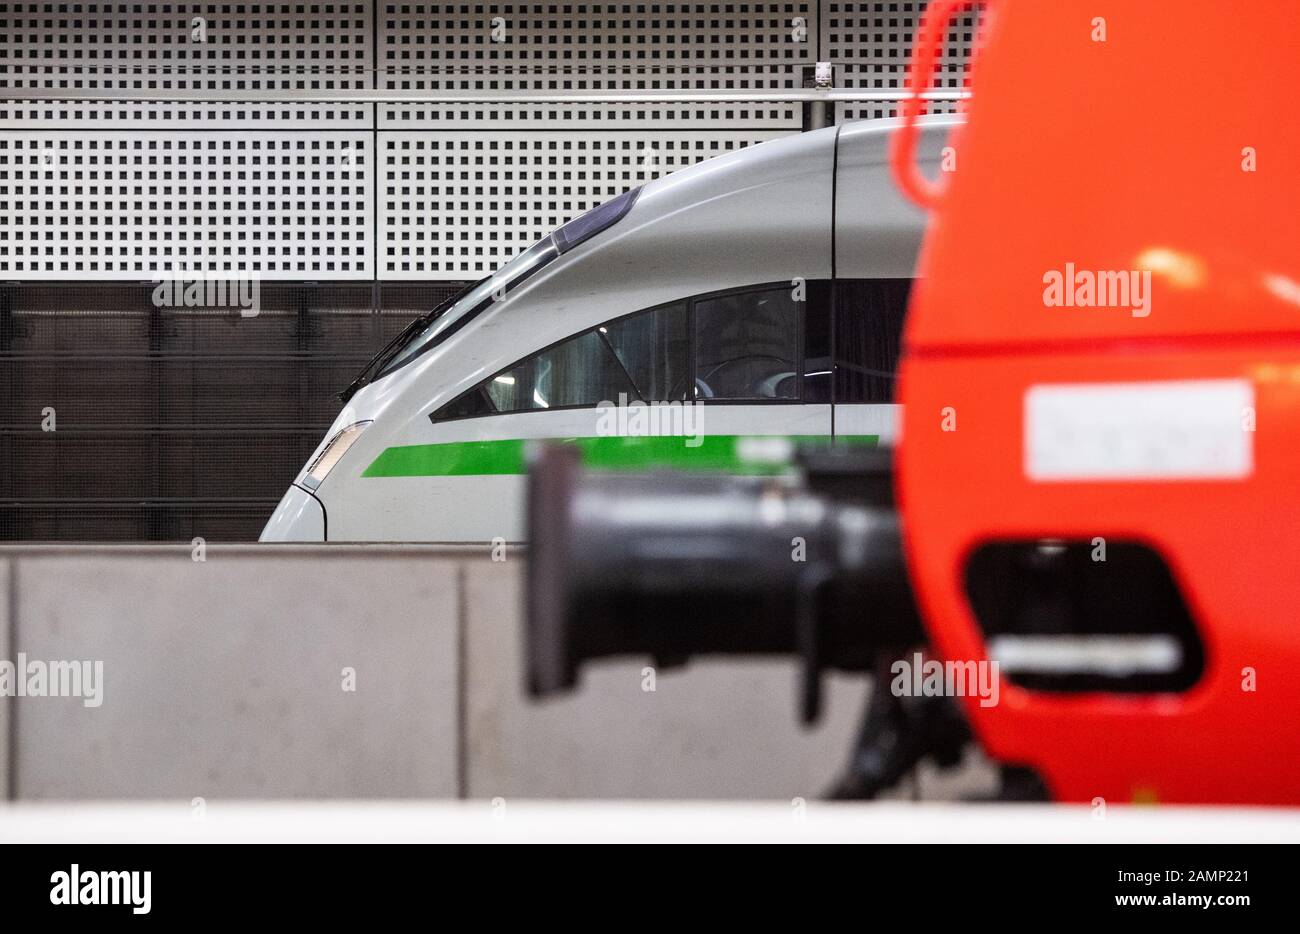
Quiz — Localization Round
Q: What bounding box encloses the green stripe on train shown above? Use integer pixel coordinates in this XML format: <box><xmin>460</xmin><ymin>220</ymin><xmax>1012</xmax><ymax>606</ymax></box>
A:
<box><xmin>362</xmin><ymin>434</ymin><xmax>879</xmax><ymax>478</ymax></box>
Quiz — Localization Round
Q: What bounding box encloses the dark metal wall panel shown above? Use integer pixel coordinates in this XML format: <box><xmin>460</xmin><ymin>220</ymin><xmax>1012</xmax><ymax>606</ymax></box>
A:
<box><xmin>0</xmin><ymin>281</ymin><xmax>466</xmax><ymax>541</ymax></box>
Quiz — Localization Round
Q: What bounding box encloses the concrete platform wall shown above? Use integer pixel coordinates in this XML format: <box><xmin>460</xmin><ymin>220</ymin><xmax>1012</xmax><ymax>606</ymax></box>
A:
<box><xmin>0</xmin><ymin>545</ymin><xmax>917</xmax><ymax>801</ymax></box>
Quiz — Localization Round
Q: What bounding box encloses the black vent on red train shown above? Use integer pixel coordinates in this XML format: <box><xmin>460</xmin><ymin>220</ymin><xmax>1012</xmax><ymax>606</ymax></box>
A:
<box><xmin>964</xmin><ymin>540</ymin><xmax>1204</xmax><ymax>693</ymax></box>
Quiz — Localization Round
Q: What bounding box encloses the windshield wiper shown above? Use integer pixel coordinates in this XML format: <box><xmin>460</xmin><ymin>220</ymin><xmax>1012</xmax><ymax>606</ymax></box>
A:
<box><xmin>339</xmin><ymin>278</ymin><xmax>484</xmax><ymax>403</ymax></box>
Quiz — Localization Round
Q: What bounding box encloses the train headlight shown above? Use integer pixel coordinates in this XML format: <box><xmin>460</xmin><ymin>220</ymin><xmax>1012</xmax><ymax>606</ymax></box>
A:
<box><xmin>301</xmin><ymin>421</ymin><xmax>373</xmax><ymax>490</ymax></box>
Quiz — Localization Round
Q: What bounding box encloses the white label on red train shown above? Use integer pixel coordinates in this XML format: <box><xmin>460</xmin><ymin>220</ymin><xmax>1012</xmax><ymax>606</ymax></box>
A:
<box><xmin>1024</xmin><ymin>379</ymin><xmax>1254</xmax><ymax>481</ymax></box>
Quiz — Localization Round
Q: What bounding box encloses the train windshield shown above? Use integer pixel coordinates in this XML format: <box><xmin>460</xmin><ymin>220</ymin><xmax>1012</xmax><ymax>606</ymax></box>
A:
<box><xmin>378</xmin><ymin>236</ymin><xmax>559</xmax><ymax>377</ymax></box>
<box><xmin>363</xmin><ymin>186</ymin><xmax>642</xmax><ymax>385</ymax></box>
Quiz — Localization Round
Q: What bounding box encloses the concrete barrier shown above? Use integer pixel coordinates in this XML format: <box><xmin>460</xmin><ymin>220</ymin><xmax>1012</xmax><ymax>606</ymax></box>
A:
<box><xmin>462</xmin><ymin>559</ymin><xmax>873</xmax><ymax>799</ymax></box>
<box><xmin>3</xmin><ymin>546</ymin><xmax>460</xmax><ymax>800</ymax></box>
<box><xmin>0</xmin><ymin>545</ymin><xmax>991</xmax><ymax>800</ymax></box>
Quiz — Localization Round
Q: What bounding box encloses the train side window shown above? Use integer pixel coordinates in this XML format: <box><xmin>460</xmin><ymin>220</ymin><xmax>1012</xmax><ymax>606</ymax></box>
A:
<box><xmin>431</xmin><ymin>281</ymin><xmax>833</xmax><ymax>423</ymax></box>
<box><xmin>434</xmin><ymin>386</ymin><xmax>496</xmax><ymax>420</ymax></box>
<box><xmin>693</xmin><ymin>286</ymin><xmax>800</xmax><ymax>400</ymax></box>
<box><xmin>801</xmin><ymin>280</ymin><xmax>833</xmax><ymax>403</ymax></box>
<box><xmin>486</xmin><ymin>330</ymin><xmax>638</xmax><ymax>413</ymax></box>
<box><xmin>834</xmin><ymin>278</ymin><xmax>912</xmax><ymax>404</ymax></box>
<box><xmin>601</xmin><ymin>301</ymin><xmax>689</xmax><ymax>401</ymax></box>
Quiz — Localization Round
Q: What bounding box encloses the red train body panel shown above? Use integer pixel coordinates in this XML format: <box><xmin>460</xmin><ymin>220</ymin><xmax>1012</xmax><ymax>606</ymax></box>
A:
<box><xmin>895</xmin><ymin>1</ymin><xmax>1300</xmax><ymax>802</ymax></box>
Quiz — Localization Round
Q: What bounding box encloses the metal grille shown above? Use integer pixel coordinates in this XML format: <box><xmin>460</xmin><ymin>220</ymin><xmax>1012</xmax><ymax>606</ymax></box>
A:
<box><xmin>0</xmin><ymin>131</ymin><xmax>374</xmax><ymax>278</ymax></box>
<box><xmin>0</xmin><ymin>2</ymin><xmax>982</xmax><ymax>283</ymax></box>
<box><xmin>380</xmin><ymin>130</ymin><xmax>783</xmax><ymax>278</ymax></box>
<box><xmin>0</xmin><ymin>282</ymin><xmax>465</xmax><ymax>541</ymax></box>
<box><xmin>824</xmin><ymin>1</ymin><xmax>979</xmax><ymax>122</ymax></box>
<box><xmin>378</xmin><ymin>2</ymin><xmax>813</xmax><ymax>128</ymax></box>
<box><xmin>0</xmin><ymin>1</ymin><xmax>373</xmax><ymax>127</ymax></box>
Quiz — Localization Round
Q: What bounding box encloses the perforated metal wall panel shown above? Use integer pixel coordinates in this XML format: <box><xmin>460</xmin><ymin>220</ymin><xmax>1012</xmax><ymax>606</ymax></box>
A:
<box><xmin>0</xmin><ymin>131</ymin><xmax>374</xmax><ymax>279</ymax></box>
<box><xmin>0</xmin><ymin>3</ymin><xmax>981</xmax><ymax>283</ymax></box>
<box><xmin>378</xmin><ymin>2</ymin><xmax>813</xmax><ymax>128</ymax></box>
<box><xmin>823</xmin><ymin>1</ymin><xmax>979</xmax><ymax>122</ymax></box>
<box><xmin>379</xmin><ymin>130</ymin><xmax>784</xmax><ymax>278</ymax></box>
<box><xmin>0</xmin><ymin>1</ymin><xmax>373</xmax><ymax>127</ymax></box>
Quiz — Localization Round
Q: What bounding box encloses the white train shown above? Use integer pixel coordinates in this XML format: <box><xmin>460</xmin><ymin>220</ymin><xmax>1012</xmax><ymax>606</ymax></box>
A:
<box><xmin>262</xmin><ymin>116</ymin><xmax>958</xmax><ymax>542</ymax></box>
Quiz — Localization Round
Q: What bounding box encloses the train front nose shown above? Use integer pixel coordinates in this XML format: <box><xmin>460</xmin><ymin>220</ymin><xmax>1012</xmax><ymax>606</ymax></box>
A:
<box><xmin>260</xmin><ymin>484</ymin><xmax>327</xmax><ymax>542</ymax></box>
<box><xmin>260</xmin><ymin>415</ymin><xmax>374</xmax><ymax>542</ymax></box>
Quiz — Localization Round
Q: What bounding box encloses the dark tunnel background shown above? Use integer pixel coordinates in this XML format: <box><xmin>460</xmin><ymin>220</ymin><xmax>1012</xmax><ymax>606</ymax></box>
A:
<box><xmin>0</xmin><ymin>281</ymin><xmax>465</xmax><ymax>541</ymax></box>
